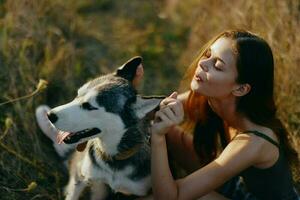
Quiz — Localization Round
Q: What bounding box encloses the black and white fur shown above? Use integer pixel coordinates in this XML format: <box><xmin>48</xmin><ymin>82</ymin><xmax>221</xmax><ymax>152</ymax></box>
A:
<box><xmin>36</xmin><ymin>57</ymin><xmax>162</xmax><ymax>200</ymax></box>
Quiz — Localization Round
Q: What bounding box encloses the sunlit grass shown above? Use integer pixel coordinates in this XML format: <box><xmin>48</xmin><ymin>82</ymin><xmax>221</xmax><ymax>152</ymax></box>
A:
<box><xmin>0</xmin><ymin>0</ymin><xmax>299</xmax><ymax>199</ymax></box>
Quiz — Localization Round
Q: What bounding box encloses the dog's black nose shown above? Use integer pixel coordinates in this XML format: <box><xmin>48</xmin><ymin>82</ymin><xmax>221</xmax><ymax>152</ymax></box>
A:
<box><xmin>47</xmin><ymin>112</ymin><xmax>58</xmax><ymax>123</ymax></box>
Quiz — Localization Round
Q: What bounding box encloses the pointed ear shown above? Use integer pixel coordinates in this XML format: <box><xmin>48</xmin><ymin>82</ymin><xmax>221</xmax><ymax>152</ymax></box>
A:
<box><xmin>115</xmin><ymin>56</ymin><xmax>143</xmax><ymax>82</ymax></box>
<box><xmin>132</xmin><ymin>96</ymin><xmax>164</xmax><ymax>119</ymax></box>
<box><xmin>232</xmin><ymin>83</ymin><xmax>251</xmax><ymax>97</ymax></box>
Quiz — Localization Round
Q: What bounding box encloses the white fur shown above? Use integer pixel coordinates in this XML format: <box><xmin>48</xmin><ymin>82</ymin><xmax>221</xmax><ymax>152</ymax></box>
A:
<box><xmin>76</xmin><ymin>142</ymin><xmax>151</xmax><ymax>196</ymax></box>
<box><xmin>35</xmin><ymin>105</ymin><xmax>76</xmax><ymax>157</ymax></box>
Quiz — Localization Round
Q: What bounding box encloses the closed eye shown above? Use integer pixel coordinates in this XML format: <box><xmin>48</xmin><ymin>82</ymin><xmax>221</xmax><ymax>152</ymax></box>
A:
<box><xmin>214</xmin><ymin>60</ymin><xmax>224</xmax><ymax>71</ymax></box>
<box><xmin>214</xmin><ymin>65</ymin><xmax>222</xmax><ymax>71</ymax></box>
<box><xmin>81</xmin><ymin>102</ymin><xmax>98</xmax><ymax>110</ymax></box>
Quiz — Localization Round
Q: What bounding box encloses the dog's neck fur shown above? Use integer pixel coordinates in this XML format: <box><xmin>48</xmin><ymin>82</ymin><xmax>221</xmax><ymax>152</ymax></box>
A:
<box><xmin>92</xmin><ymin>142</ymin><xmax>143</xmax><ymax>161</ymax></box>
<box><xmin>91</xmin><ymin>117</ymin><xmax>151</xmax><ymax>161</ymax></box>
<box><xmin>93</xmin><ymin>131</ymin><xmax>125</xmax><ymax>156</ymax></box>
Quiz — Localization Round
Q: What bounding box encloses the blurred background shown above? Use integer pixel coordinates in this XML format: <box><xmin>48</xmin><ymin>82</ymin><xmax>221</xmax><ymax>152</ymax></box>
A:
<box><xmin>0</xmin><ymin>0</ymin><xmax>299</xmax><ymax>199</ymax></box>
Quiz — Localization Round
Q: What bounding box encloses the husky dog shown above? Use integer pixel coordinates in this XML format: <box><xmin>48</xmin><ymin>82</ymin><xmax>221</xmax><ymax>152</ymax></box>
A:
<box><xmin>36</xmin><ymin>57</ymin><xmax>163</xmax><ymax>200</ymax></box>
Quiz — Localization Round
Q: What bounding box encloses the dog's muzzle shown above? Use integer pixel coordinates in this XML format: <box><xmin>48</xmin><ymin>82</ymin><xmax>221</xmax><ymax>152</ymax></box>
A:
<box><xmin>47</xmin><ymin>112</ymin><xmax>58</xmax><ymax>124</ymax></box>
<box><xmin>58</xmin><ymin>128</ymin><xmax>101</xmax><ymax>144</ymax></box>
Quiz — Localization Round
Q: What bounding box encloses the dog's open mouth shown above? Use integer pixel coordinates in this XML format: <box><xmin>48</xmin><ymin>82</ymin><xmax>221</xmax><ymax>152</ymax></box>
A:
<box><xmin>57</xmin><ymin>128</ymin><xmax>101</xmax><ymax>144</ymax></box>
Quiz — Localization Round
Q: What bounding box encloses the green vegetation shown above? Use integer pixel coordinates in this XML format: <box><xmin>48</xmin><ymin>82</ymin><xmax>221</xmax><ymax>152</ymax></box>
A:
<box><xmin>0</xmin><ymin>0</ymin><xmax>299</xmax><ymax>199</ymax></box>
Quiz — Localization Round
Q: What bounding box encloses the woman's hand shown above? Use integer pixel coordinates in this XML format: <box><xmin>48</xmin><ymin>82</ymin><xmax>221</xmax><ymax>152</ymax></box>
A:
<box><xmin>151</xmin><ymin>92</ymin><xmax>184</xmax><ymax>136</ymax></box>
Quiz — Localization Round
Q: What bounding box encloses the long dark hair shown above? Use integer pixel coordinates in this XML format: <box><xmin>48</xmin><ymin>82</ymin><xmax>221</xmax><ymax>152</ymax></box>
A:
<box><xmin>180</xmin><ymin>30</ymin><xmax>299</xmax><ymax>178</ymax></box>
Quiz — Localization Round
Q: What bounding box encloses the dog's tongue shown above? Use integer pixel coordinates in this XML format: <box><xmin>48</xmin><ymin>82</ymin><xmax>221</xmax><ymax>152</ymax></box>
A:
<box><xmin>56</xmin><ymin>131</ymin><xmax>87</xmax><ymax>151</ymax></box>
<box><xmin>57</xmin><ymin>131</ymin><xmax>72</xmax><ymax>144</ymax></box>
<box><xmin>76</xmin><ymin>142</ymin><xmax>87</xmax><ymax>152</ymax></box>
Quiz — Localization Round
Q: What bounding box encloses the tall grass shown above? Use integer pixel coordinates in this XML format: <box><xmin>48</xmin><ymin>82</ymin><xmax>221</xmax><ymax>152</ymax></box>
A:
<box><xmin>0</xmin><ymin>0</ymin><xmax>299</xmax><ymax>199</ymax></box>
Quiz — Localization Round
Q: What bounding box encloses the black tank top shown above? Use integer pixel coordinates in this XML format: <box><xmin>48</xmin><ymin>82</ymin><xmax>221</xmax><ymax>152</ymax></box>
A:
<box><xmin>239</xmin><ymin>130</ymin><xmax>298</xmax><ymax>200</ymax></box>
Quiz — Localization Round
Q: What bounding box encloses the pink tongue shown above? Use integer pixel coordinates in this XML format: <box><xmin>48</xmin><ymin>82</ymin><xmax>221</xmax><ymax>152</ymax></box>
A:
<box><xmin>57</xmin><ymin>131</ymin><xmax>72</xmax><ymax>144</ymax></box>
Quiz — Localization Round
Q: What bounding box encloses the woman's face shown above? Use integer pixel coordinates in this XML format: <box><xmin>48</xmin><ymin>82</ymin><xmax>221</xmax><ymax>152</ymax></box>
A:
<box><xmin>191</xmin><ymin>37</ymin><xmax>239</xmax><ymax>98</ymax></box>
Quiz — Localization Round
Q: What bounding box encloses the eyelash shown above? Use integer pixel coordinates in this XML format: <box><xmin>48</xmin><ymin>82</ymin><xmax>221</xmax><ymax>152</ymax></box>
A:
<box><xmin>214</xmin><ymin>65</ymin><xmax>222</xmax><ymax>71</ymax></box>
<box><xmin>81</xmin><ymin>102</ymin><xmax>98</xmax><ymax>110</ymax></box>
<box><xmin>214</xmin><ymin>60</ymin><xmax>223</xmax><ymax>71</ymax></box>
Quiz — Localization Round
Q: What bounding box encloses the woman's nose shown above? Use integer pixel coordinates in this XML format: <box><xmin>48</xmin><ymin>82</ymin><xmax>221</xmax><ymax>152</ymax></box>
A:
<box><xmin>199</xmin><ymin>60</ymin><xmax>209</xmax><ymax>72</ymax></box>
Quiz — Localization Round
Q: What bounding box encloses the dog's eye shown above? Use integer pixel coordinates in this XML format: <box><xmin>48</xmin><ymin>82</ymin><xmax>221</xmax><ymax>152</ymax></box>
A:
<box><xmin>81</xmin><ymin>102</ymin><xmax>98</xmax><ymax>110</ymax></box>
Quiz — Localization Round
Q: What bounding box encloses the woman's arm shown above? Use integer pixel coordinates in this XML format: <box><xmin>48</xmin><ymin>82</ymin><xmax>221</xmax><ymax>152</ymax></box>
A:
<box><xmin>165</xmin><ymin>126</ymin><xmax>201</xmax><ymax>173</ymax></box>
<box><xmin>166</xmin><ymin>91</ymin><xmax>203</xmax><ymax>172</ymax></box>
<box><xmin>151</xmin><ymin>92</ymin><xmax>185</xmax><ymax>199</ymax></box>
<box><xmin>151</xmin><ymin>93</ymin><xmax>263</xmax><ymax>200</ymax></box>
<box><xmin>167</xmin><ymin>91</ymin><xmax>202</xmax><ymax>171</ymax></box>
<box><xmin>176</xmin><ymin>134</ymin><xmax>261</xmax><ymax>199</ymax></box>
<box><xmin>152</xmin><ymin>133</ymin><xmax>179</xmax><ymax>199</ymax></box>
<box><xmin>152</xmin><ymin>132</ymin><xmax>262</xmax><ymax>200</ymax></box>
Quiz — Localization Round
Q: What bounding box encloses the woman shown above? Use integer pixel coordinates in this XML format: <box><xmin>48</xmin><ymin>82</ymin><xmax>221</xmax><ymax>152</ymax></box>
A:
<box><xmin>151</xmin><ymin>30</ymin><xmax>300</xmax><ymax>200</ymax></box>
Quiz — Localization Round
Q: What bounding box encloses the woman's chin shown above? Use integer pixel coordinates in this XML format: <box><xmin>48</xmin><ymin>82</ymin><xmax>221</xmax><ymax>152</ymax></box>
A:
<box><xmin>190</xmin><ymin>81</ymin><xmax>203</xmax><ymax>93</ymax></box>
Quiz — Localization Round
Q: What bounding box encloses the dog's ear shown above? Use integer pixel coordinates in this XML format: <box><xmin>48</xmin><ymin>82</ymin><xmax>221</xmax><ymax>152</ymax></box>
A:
<box><xmin>132</xmin><ymin>96</ymin><xmax>164</xmax><ymax>119</ymax></box>
<box><xmin>115</xmin><ymin>56</ymin><xmax>143</xmax><ymax>82</ymax></box>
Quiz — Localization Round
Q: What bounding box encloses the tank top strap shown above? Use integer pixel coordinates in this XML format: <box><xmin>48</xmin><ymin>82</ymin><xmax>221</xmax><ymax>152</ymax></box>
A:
<box><xmin>242</xmin><ymin>130</ymin><xmax>280</xmax><ymax>149</ymax></box>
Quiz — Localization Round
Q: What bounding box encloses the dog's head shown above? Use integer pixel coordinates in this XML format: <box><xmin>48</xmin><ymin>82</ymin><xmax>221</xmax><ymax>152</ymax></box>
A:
<box><xmin>47</xmin><ymin>57</ymin><xmax>162</xmax><ymax>150</ymax></box>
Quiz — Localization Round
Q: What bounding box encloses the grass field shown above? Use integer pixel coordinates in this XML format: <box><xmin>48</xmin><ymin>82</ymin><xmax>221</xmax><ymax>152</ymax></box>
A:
<box><xmin>0</xmin><ymin>0</ymin><xmax>299</xmax><ymax>199</ymax></box>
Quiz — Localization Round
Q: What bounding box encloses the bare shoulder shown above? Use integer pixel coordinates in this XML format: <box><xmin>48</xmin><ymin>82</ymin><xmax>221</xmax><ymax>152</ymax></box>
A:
<box><xmin>238</xmin><ymin>127</ymin><xmax>279</xmax><ymax>146</ymax></box>
<box><xmin>223</xmin><ymin>132</ymin><xmax>264</xmax><ymax>160</ymax></box>
<box><xmin>257</xmin><ymin>127</ymin><xmax>279</xmax><ymax>143</ymax></box>
<box><xmin>233</xmin><ymin>127</ymin><xmax>280</xmax><ymax>168</ymax></box>
<box><xmin>235</xmin><ymin>125</ymin><xmax>278</xmax><ymax>143</ymax></box>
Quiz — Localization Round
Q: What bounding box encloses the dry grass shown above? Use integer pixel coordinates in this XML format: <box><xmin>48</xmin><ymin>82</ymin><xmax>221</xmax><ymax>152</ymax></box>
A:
<box><xmin>0</xmin><ymin>0</ymin><xmax>299</xmax><ymax>199</ymax></box>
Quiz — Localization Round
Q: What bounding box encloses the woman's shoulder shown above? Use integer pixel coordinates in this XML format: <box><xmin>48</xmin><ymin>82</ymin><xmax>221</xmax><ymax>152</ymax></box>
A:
<box><xmin>229</xmin><ymin>131</ymin><xmax>265</xmax><ymax>154</ymax></box>
<box><xmin>240</xmin><ymin>127</ymin><xmax>279</xmax><ymax>146</ymax></box>
<box><xmin>232</xmin><ymin>127</ymin><xmax>280</xmax><ymax>154</ymax></box>
<box><xmin>225</xmin><ymin>128</ymin><xmax>273</xmax><ymax>159</ymax></box>
<box><xmin>233</xmin><ymin>127</ymin><xmax>280</xmax><ymax>168</ymax></box>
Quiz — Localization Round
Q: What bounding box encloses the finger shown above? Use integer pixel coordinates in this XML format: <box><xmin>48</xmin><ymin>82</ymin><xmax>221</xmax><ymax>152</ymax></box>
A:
<box><xmin>168</xmin><ymin>101</ymin><xmax>184</xmax><ymax>117</ymax></box>
<box><xmin>155</xmin><ymin>111</ymin><xmax>173</xmax><ymax>126</ymax></box>
<box><xmin>152</xmin><ymin>111</ymin><xmax>175</xmax><ymax>135</ymax></box>
<box><xmin>154</xmin><ymin>110</ymin><xmax>169</xmax><ymax>122</ymax></box>
<box><xmin>160</xmin><ymin>98</ymin><xmax>177</xmax><ymax>107</ymax></box>
<box><xmin>165</xmin><ymin>101</ymin><xmax>184</xmax><ymax>124</ymax></box>
<box><xmin>161</xmin><ymin>107</ymin><xmax>177</xmax><ymax>122</ymax></box>
<box><xmin>161</xmin><ymin>92</ymin><xmax>178</xmax><ymax>106</ymax></box>
<box><xmin>154</xmin><ymin>111</ymin><xmax>162</xmax><ymax>122</ymax></box>
<box><xmin>169</xmin><ymin>91</ymin><xmax>178</xmax><ymax>99</ymax></box>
